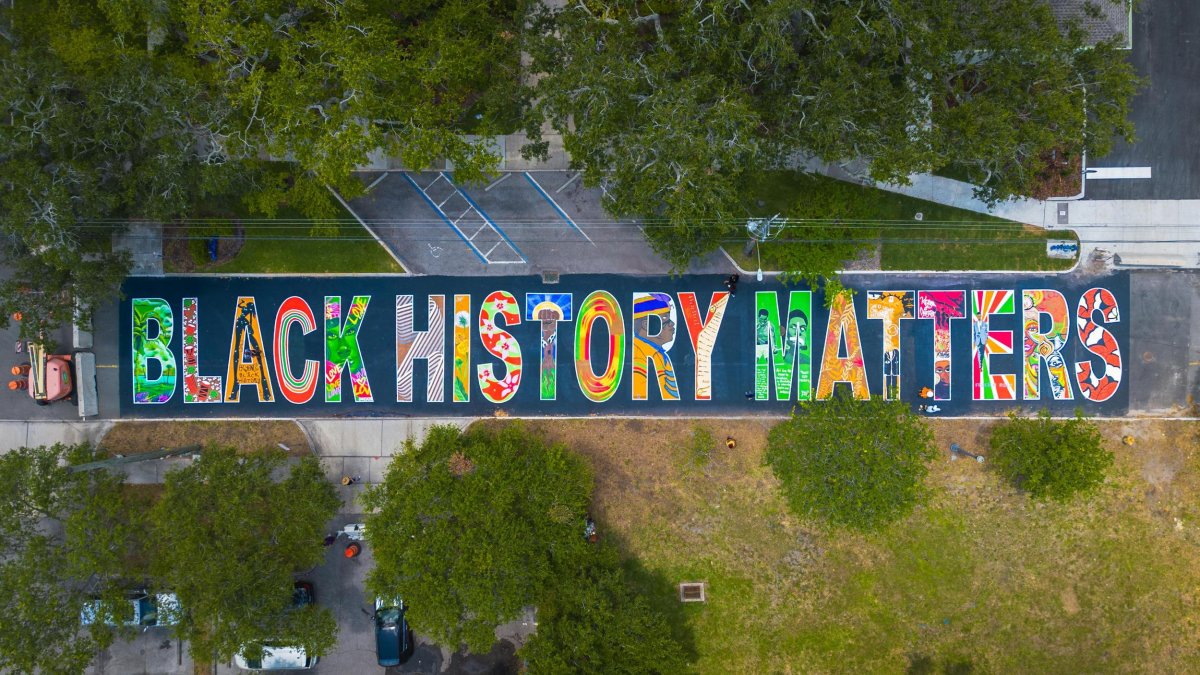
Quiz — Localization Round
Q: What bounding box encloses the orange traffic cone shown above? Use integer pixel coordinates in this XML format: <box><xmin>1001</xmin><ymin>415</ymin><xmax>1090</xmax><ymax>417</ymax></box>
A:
<box><xmin>10</xmin><ymin>312</ymin><xmax>21</xmax><ymax>322</ymax></box>
<box><xmin>11</xmin><ymin>364</ymin><xmax>30</xmax><ymax>376</ymax></box>
<box><xmin>8</xmin><ymin>380</ymin><xmax>28</xmax><ymax>391</ymax></box>
<box><xmin>344</xmin><ymin>542</ymin><xmax>362</xmax><ymax>558</ymax></box>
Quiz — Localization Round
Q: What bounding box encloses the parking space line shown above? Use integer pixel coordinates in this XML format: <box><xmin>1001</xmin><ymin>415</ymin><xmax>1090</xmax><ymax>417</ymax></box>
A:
<box><xmin>443</xmin><ymin>172</ymin><xmax>526</xmax><ymax>262</ymax></box>
<box><xmin>524</xmin><ymin>172</ymin><xmax>594</xmax><ymax>245</ymax></box>
<box><xmin>400</xmin><ymin>172</ymin><xmax>488</xmax><ymax>264</ymax></box>
<box><xmin>555</xmin><ymin>171</ymin><xmax>581</xmax><ymax>194</ymax></box>
<box><xmin>484</xmin><ymin>173</ymin><xmax>512</xmax><ymax>192</ymax></box>
<box><xmin>366</xmin><ymin>173</ymin><xmax>389</xmax><ymax>191</ymax></box>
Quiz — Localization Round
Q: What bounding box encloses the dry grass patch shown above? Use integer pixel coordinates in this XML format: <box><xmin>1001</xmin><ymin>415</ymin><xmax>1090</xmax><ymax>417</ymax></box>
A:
<box><xmin>481</xmin><ymin>418</ymin><xmax>1200</xmax><ymax>674</ymax></box>
<box><xmin>99</xmin><ymin>421</ymin><xmax>311</xmax><ymax>457</ymax></box>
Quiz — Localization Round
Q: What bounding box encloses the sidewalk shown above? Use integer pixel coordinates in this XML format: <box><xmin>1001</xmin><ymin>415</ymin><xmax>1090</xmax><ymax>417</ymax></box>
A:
<box><xmin>0</xmin><ymin>418</ymin><xmax>471</xmax><ymax>514</ymax></box>
<box><xmin>802</xmin><ymin>157</ymin><xmax>1200</xmax><ymax>268</ymax></box>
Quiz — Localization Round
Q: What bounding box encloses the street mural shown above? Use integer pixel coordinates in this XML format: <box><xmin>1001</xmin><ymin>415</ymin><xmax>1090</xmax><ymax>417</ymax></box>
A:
<box><xmin>122</xmin><ymin>274</ymin><xmax>1131</xmax><ymax>417</ymax></box>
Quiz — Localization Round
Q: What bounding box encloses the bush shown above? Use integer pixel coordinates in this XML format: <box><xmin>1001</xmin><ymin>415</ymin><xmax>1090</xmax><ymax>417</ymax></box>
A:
<box><xmin>989</xmin><ymin>410</ymin><xmax>1111</xmax><ymax>501</ymax></box>
<box><xmin>766</xmin><ymin>395</ymin><xmax>934</xmax><ymax>531</ymax></box>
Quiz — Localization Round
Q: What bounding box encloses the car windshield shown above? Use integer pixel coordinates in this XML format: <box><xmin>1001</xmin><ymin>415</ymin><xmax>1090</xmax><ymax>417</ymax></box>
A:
<box><xmin>378</xmin><ymin>608</ymin><xmax>401</xmax><ymax>624</ymax></box>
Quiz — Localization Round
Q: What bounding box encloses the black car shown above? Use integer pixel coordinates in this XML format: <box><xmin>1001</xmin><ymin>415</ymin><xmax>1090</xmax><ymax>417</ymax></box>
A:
<box><xmin>373</xmin><ymin>597</ymin><xmax>414</xmax><ymax>667</ymax></box>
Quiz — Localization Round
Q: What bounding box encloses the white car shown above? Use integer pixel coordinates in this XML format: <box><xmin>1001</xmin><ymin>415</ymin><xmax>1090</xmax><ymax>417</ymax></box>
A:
<box><xmin>232</xmin><ymin>582</ymin><xmax>319</xmax><ymax>670</ymax></box>
<box><xmin>80</xmin><ymin>591</ymin><xmax>181</xmax><ymax>628</ymax></box>
<box><xmin>233</xmin><ymin>644</ymin><xmax>318</xmax><ymax>671</ymax></box>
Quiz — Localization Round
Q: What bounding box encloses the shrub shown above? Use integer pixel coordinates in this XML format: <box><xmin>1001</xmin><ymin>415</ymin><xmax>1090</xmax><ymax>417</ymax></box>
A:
<box><xmin>989</xmin><ymin>410</ymin><xmax>1111</xmax><ymax>501</ymax></box>
<box><xmin>766</xmin><ymin>395</ymin><xmax>934</xmax><ymax>531</ymax></box>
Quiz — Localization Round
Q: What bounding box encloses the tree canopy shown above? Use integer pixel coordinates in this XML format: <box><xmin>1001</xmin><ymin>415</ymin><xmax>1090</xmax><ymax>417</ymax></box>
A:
<box><xmin>362</xmin><ymin>423</ymin><xmax>593</xmax><ymax>652</ymax></box>
<box><xmin>0</xmin><ymin>444</ymin><xmax>136</xmax><ymax>675</ymax></box>
<box><xmin>989</xmin><ymin>409</ymin><xmax>1112</xmax><ymax>501</ymax></box>
<box><xmin>526</xmin><ymin>0</ymin><xmax>1141</xmax><ymax>269</ymax></box>
<box><xmin>766</xmin><ymin>393</ymin><xmax>935</xmax><ymax>531</ymax></box>
<box><xmin>0</xmin><ymin>0</ymin><xmax>233</xmax><ymax>339</ymax></box>
<box><xmin>176</xmin><ymin>0</ymin><xmax>528</xmax><ymax>212</ymax></box>
<box><xmin>520</xmin><ymin>543</ymin><xmax>689</xmax><ymax>674</ymax></box>
<box><xmin>149</xmin><ymin>447</ymin><xmax>340</xmax><ymax>661</ymax></box>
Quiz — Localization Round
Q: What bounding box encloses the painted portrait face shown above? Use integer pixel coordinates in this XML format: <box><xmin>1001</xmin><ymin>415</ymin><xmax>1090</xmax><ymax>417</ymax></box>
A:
<box><xmin>935</xmin><ymin>359</ymin><xmax>951</xmax><ymax>384</ymax></box>
<box><xmin>787</xmin><ymin>315</ymin><xmax>807</xmax><ymax>346</ymax></box>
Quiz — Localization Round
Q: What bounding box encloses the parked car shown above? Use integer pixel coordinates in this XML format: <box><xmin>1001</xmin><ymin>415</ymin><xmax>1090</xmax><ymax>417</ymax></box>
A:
<box><xmin>233</xmin><ymin>582</ymin><xmax>320</xmax><ymax>671</ymax></box>
<box><xmin>373</xmin><ymin>596</ymin><xmax>414</xmax><ymax>667</ymax></box>
<box><xmin>80</xmin><ymin>590</ymin><xmax>181</xmax><ymax>628</ymax></box>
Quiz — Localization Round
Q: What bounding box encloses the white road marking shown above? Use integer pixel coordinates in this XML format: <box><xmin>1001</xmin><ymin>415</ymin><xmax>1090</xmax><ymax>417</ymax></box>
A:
<box><xmin>1086</xmin><ymin>166</ymin><xmax>1152</xmax><ymax>179</ymax></box>
<box><xmin>484</xmin><ymin>173</ymin><xmax>512</xmax><ymax>192</ymax></box>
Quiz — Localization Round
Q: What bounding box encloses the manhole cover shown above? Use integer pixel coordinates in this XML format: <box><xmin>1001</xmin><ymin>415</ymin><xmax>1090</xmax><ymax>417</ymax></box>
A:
<box><xmin>678</xmin><ymin>582</ymin><xmax>706</xmax><ymax>603</ymax></box>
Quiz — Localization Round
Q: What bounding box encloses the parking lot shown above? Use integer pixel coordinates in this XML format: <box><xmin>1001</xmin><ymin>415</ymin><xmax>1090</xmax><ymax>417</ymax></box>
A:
<box><xmin>346</xmin><ymin>170</ymin><xmax>732</xmax><ymax>276</ymax></box>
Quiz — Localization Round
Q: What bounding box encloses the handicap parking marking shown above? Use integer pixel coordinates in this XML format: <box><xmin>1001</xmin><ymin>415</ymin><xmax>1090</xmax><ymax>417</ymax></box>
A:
<box><xmin>523</xmin><ymin>172</ymin><xmax>595</xmax><ymax>245</ymax></box>
<box><xmin>400</xmin><ymin>172</ymin><xmax>526</xmax><ymax>265</ymax></box>
<box><xmin>400</xmin><ymin>172</ymin><xmax>488</xmax><ymax>264</ymax></box>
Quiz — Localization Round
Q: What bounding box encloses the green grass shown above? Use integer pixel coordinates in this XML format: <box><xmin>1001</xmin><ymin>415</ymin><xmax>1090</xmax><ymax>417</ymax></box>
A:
<box><xmin>171</xmin><ymin>201</ymin><xmax>403</xmax><ymax>274</ymax></box>
<box><xmin>733</xmin><ymin>171</ymin><xmax>1076</xmax><ymax>272</ymax></box>
<box><xmin>525</xmin><ymin>419</ymin><xmax>1200</xmax><ymax>674</ymax></box>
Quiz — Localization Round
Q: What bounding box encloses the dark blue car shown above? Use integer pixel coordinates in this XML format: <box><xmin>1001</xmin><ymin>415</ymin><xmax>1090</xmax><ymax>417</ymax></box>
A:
<box><xmin>373</xmin><ymin>597</ymin><xmax>414</xmax><ymax>667</ymax></box>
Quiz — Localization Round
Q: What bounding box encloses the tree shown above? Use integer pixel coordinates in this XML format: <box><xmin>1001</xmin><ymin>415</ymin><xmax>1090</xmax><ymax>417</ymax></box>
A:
<box><xmin>0</xmin><ymin>444</ymin><xmax>137</xmax><ymax>675</ymax></box>
<box><xmin>989</xmin><ymin>410</ymin><xmax>1111</xmax><ymax>501</ymax></box>
<box><xmin>178</xmin><ymin>0</ymin><xmax>531</xmax><ymax>217</ymax></box>
<box><xmin>520</xmin><ymin>543</ymin><xmax>688</xmax><ymax>674</ymax></box>
<box><xmin>0</xmin><ymin>0</ymin><xmax>235</xmax><ymax>340</ymax></box>
<box><xmin>527</xmin><ymin>0</ymin><xmax>1141</xmax><ymax>268</ymax></box>
<box><xmin>150</xmin><ymin>448</ymin><xmax>340</xmax><ymax>662</ymax></box>
<box><xmin>766</xmin><ymin>394</ymin><xmax>935</xmax><ymax>531</ymax></box>
<box><xmin>913</xmin><ymin>0</ymin><xmax>1143</xmax><ymax>203</ymax></box>
<box><xmin>362</xmin><ymin>424</ymin><xmax>592</xmax><ymax>653</ymax></box>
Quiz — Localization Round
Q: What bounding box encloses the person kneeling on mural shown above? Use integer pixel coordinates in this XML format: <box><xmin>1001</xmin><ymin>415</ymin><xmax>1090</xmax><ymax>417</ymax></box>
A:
<box><xmin>724</xmin><ymin>274</ymin><xmax>739</xmax><ymax>296</ymax></box>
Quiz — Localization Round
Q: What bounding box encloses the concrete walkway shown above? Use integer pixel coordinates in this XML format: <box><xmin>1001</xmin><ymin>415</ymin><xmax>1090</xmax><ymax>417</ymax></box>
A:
<box><xmin>803</xmin><ymin>157</ymin><xmax>1200</xmax><ymax>269</ymax></box>
<box><xmin>0</xmin><ymin>418</ymin><xmax>471</xmax><ymax>514</ymax></box>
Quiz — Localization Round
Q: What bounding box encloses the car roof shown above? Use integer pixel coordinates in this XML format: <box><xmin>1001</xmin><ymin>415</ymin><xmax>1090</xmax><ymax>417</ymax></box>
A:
<box><xmin>234</xmin><ymin>644</ymin><xmax>312</xmax><ymax>670</ymax></box>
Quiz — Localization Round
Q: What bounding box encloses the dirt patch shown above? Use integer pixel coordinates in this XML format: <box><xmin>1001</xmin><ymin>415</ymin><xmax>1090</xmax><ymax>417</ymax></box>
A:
<box><xmin>842</xmin><ymin>242</ymin><xmax>882</xmax><ymax>271</ymax></box>
<box><xmin>163</xmin><ymin>222</ymin><xmax>245</xmax><ymax>273</ymax></box>
<box><xmin>100</xmin><ymin>421</ymin><xmax>311</xmax><ymax>456</ymax></box>
<box><xmin>1031</xmin><ymin>149</ymin><xmax>1082</xmax><ymax>200</ymax></box>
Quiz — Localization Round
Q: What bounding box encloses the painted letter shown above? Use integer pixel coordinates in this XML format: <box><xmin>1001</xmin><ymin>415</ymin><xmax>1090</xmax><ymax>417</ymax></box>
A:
<box><xmin>678</xmin><ymin>291</ymin><xmax>728</xmax><ymax>400</ymax></box>
<box><xmin>1074</xmin><ymin>287</ymin><xmax>1123</xmax><ymax>402</ymax></box>
<box><xmin>396</xmin><ymin>295</ymin><xmax>446</xmax><ymax>403</ymax></box>
<box><xmin>478</xmin><ymin>291</ymin><xmax>522</xmax><ymax>403</ymax></box>
<box><xmin>182</xmin><ymin>298</ymin><xmax>222</xmax><ymax>403</ymax></box>
<box><xmin>866</xmin><ymin>291</ymin><xmax>914</xmax><ymax>401</ymax></box>
<box><xmin>917</xmin><ymin>290</ymin><xmax>966</xmax><ymax>401</ymax></box>
<box><xmin>816</xmin><ymin>292</ymin><xmax>870</xmax><ymax>400</ymax></box>
<box><xmin>225</xmin><ymin>297</ymin><xmax>275</xmax><ymax>403</ymax></box>
<box><xmin>273</xmin><ymin>296</ymin><xmax>318</xmax><ymax>405</ymax></box>
<box><xmin>132</xmin><ymin>298</ymin><xmax>176</xmax><ymax>404</ymax></box>
<box><xmin>526</xmin><ymin>293</ymin><xmax>573</xmax><ymax>401</ymax></box>
<box><xmin>325</xmin><ymin>296</ymin><xmax>373</xmax><ymax>403</ymax></box>
<box><xmin>631</xmin><ymin>292</ymin><xmax>680</xmax><ymax>401</ymax></box>
<box><xmin>971</xmin><ymin>290</ymin><xmax>1016</xmax><ymax>401</ymax></box>
<box><xmin>453</xmin><ymin>295</ymin><xmax>471</xmax><ymax>402</ymax></box>
<box><xmin>754</xmin><ymin>291</ymin><xmax>812</xmax><ymax>401</ymax></box>
<box><xmin>1022</xmin><ymin>289</ymin><xmax>1073</xmax><ymax>401</ymax></box>
<box><xmin>575</xmin><ymin>291</ymin><xmax>625</xmax><ymax>402</ymax></box>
